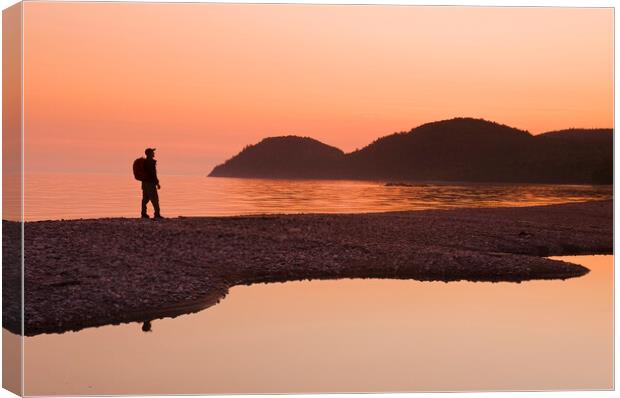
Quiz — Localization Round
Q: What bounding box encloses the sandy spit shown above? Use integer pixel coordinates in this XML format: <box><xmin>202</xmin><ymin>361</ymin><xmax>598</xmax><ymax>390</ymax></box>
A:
<box><xmin>2</xmin><ymin>200</ymin><xmax>612</xmax><ymax>336</ymax></box>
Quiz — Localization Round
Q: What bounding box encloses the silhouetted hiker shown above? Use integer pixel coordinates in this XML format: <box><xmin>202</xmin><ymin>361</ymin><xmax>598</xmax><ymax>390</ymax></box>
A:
<box><xmin>135</xmin><ymin>148</ymin><xmax>163</xmax><ymax>219</ymax></box>
<box><xmin>142</xmin><ymin>320</ymin><xmax>152</xmax><ymax>332</ymax></box>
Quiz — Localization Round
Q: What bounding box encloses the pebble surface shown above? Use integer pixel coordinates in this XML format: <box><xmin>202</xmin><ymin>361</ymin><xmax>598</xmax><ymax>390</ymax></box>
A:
<box><xmin>2</xmin><ymin>200</ymin><xmax>612</xmax><ymax>336</ymax></box>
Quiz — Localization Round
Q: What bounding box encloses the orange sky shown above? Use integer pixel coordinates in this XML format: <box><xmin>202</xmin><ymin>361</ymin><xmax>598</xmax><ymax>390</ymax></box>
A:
<box><xmin>23</xmin><ymin>3</ymin><xmax>613</xmax><ymax>174</ymax></box>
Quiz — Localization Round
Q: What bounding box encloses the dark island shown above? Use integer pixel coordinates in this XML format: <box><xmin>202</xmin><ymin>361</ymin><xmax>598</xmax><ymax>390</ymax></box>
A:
<box><xmin>3</xmin><ymin>200</ymin><xmax>612</xmax><ymax>336</ymax></box>
<box><xmin>209</xmin><ymin>117</ymin><xmax>612</xmax><ymax>184</ymax></box>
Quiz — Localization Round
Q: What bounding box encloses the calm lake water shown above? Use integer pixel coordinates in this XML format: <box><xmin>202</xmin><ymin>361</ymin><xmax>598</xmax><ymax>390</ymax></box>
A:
<box><xmin>19</xmin><ymin>173</ymin><xmax>613</xmax><ymax>221</ymax></box>
<box><xmin>21</xmin><ymin>255</ymin><xmax>613</xmax><ymax>394</ymax></box>
<box><xmin>11</xmin><ymin>174</ymin><xmax>613</xmax><ymax>393</ymax></box>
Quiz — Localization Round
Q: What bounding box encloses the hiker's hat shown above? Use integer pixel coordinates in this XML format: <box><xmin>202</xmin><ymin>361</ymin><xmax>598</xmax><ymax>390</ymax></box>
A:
<box><xmin>145</xmin><ymin>148</ymin><xmax>156</xmax><ymax>155</ymax></box>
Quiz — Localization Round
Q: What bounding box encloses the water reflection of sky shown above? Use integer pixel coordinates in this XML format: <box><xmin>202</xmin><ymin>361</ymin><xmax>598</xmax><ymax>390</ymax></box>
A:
<box><xmin>20</xmin><ymin>173</ymin><xmax>613</xmax><ymax>221</ymax></box>
<box><xmin>20</xmin><ymin>255</ymin><xmax>613</xmax><ymax>395</ymax></box>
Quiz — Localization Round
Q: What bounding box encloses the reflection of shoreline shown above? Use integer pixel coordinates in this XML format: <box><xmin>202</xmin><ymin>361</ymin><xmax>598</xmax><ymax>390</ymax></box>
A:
<box><xmin>4</xmin><ymin>200</ymin><xmax>612</xmax><ymax>336</ymax></box>
<box><xmin>7</xmin><ymin>287</ymin><xmax>230</xmax><ymax>338</ymax></box>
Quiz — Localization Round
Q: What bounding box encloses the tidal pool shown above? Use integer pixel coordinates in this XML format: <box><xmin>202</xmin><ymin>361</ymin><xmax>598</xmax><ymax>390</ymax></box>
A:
<box><xmin>21</xmin><ymin>255</ymin><xmax>613</xmax><ymax>394</ymax></box>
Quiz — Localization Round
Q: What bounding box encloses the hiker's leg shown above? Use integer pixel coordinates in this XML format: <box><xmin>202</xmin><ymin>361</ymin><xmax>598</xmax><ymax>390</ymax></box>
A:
<box><xmin>141</xmin><ymin>183</ymin><xmax>149</xmax><ymax>216</ymax></box>
<box><xmin>152</xmin><ymin>188</ymin><xmax>161</xmax><ymax>217</ymax></box>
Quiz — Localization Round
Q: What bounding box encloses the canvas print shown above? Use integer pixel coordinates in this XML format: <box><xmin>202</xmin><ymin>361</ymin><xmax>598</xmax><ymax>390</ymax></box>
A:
<box><xmin>2</xmin><ymin>1</ymin><xmax>614</xmax><ymax>395</ymax></box>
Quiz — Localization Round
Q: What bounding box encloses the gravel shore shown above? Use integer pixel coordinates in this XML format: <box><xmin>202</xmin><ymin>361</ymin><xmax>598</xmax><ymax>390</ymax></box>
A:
<box><xmin>3</xmin><ymin>200</ymin><xmax>612</xmax><ymax>336</ymax></box>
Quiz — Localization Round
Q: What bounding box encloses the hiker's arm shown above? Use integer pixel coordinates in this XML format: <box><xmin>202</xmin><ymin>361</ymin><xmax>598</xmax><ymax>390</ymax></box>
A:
<box><xmin>146</xmin><ymin>160</ymin><xmax>159</xmax><ymax>184</ymax></box>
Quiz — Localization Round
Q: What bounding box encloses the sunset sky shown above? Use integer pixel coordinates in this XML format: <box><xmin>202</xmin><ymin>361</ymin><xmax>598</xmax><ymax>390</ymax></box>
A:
<box><xmin>23</xmin><ymin>3</ymin><xmax>613</xmax><ymax>175</ymax></box>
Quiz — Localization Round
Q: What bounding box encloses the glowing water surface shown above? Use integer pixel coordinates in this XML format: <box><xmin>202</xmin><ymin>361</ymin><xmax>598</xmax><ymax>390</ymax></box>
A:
<box><xmin>22</xmin><ymin>173</ymin><xmax>612</xmax><ymax>221</ymax></box>
<box><xmin>22</xmin><ymin>255</ymin><xmax>612</xmax><ymax>394</ymax></box>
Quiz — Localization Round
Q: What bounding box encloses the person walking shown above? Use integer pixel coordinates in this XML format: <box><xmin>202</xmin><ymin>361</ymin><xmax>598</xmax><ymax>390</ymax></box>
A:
<box><xmin>141</xmin><ymin>148</ymin><xmax>163</xmax><ymax>219</ymax></box>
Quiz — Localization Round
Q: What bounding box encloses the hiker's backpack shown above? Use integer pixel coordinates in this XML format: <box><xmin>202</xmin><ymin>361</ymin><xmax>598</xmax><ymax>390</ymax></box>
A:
<box><xmin>133</xmin><ymin>157</ymin><xmax>147</xmax><ymax>181</ymax></box>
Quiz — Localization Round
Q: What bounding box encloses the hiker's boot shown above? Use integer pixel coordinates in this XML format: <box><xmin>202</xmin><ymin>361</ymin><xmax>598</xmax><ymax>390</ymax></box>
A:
<box><xmin>141</xmin><ymin>213</ymin><xmax>150</xmax><ymax>219</ymax></box>
<box><xmin>154</xmin><ymin>213</ymin><xmax>164</xmax><ymax>220</ymax></box>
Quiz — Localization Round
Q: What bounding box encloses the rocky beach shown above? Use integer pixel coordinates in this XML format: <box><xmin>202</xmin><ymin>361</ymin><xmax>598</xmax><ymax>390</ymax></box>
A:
<box><xmin>3</xmin><ymin>200</ymin><xmax>612</xmax><ymax>336</ymax></box>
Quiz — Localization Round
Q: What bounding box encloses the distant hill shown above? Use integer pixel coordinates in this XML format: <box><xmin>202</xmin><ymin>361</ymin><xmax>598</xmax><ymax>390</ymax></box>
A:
<box><xmin>532</xmin><ymin>129</ymin><xmax>613</xmax><ymax>184</ymax></box>
<box><xmin>209</xmin><ymin>136</ymin><xmax>345</xmax><ymax>179</ymax></box>
<box><xmin>344</xmin><ymin>118</ymin><xmax>534</xmax><ymax>182</ymax></box>
<box><xmin>208</xmin><ymin>118</ymin><xmax>613</xmax><ymax>184</ymax></box>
